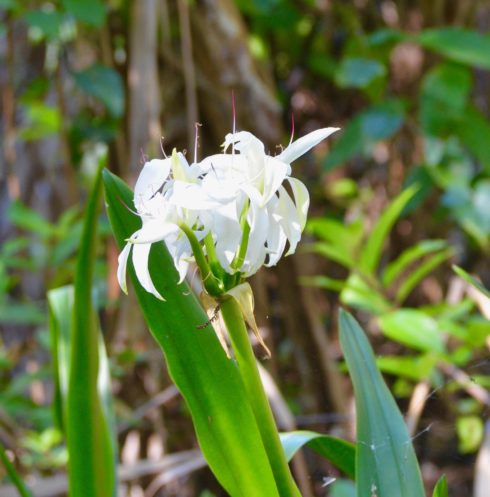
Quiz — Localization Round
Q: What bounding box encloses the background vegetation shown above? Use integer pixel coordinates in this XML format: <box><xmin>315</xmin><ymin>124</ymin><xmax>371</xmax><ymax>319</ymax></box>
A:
<box><xmin>1</xmin><ymin>1</ymin><xmax>489</xmax><ymax>496</ymax></box>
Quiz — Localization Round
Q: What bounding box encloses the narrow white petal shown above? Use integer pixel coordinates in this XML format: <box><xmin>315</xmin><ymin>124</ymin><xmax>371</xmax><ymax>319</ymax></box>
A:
<box><xmin>262</xmin><ymin>156</ymin><xmax>289</xmax><ymax>205</ymax></box>
<box><xmin>134</xmin><ymin>158</ymin><xmax>171</xmax><ymax>207</ymax></box>
<box><xmin>117</xmin><ymin>242</ymin><xmax>132</xmax><ymax>294</ymax></box>
<box><xmin>265</xmin><ymin>200</ymin><xmax>287</xmax><ymax>267</ymax></box>
<box><xmin>244</xmin><ymin>199</ymin><xmax>269</xmax><ymax>271</ymax></box>
<box><xmin>132</xmin><ymin>243</ymin><xmax>164</xmax><ymax>300</ymax></box>
<box><xmin>129</xmin><ymin>219</ymin><xmax>178</xmax><ymax>244</ymax></box>
<box><xmin>286</xmin><ymin>177</ymin><xmax>310</xmax><ymax>230</ymax></box>
<box><xmin>276</xmin><ymin>186</ymin><xmax>302</xmax><ymax>255</ymax></box>
<box><xmin>276</xmin><ymin>127</ymin><xmax>339</xmax><ymax>164</ymax></box>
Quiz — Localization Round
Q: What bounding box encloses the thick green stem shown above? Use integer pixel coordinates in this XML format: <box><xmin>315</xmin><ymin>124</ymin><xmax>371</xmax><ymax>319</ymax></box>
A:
<box><xmin>220</xmin><ymin>297</ymin><xmax>302</xmax><ymax>497</ymax></box>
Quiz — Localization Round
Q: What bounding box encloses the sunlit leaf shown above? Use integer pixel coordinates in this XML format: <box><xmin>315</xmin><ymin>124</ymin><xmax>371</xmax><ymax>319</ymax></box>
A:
<box><xmin>432</xmin><ymin>475</ymin><xmax>448</xmax><ymax>497</ymax></box>
<box><xmin>339</xmin><ymin>310</ymin><xmax>425</xmax><ymax>497</ymax></box>
<box><xmin>359</xmin><ymin>186</ymin><xmax>417</xmax><ymax>275</ymax></box>
<box><xmin>382</xmin><ymin>239</ymin><xmax>448</xmax><ymax>288</ymax></box>
<box><xmin>395</xmin><ymin>248</ymin><xmax>454</xmax><ymax>303</ymax></box>
<box><xmin>456</xmin><ymin>415</ymin><xmax>484</xmax><ymax>453</ymax></box>
<box><xmin>453</xmin><ymin>265</ymin><xmax>490</xmax><ymax>300</ymax></box>
<box><xmin>378</xmin><ymin>309</ymin><xmax>445</xmax><ymax>354</ymax></box>
<box><xmin>340</xmin><ymin>274</ymin><xmax>392</xmax><ymax>315</ymax></box>
<box><xmin>377</xmin><ymin>355</ymin><xmax>437</xmax><ymax>381</ymax></box>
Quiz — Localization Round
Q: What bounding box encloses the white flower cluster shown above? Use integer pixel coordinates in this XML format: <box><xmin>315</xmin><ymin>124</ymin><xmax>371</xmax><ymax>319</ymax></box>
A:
<box><xmin>118</xmin><ymin>128</ymin><xmax>339</xmax><ymax>300</ymax></box>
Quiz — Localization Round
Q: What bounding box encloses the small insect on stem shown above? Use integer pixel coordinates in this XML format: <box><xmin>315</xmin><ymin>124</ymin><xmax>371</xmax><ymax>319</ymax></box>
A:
<box><xmin>196</xmin><ymin>304</ymin><xmax>220</xmax><ymax>329</ymax></box>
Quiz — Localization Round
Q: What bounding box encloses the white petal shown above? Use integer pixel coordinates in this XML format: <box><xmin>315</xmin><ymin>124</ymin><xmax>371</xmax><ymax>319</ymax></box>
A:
<box><xmin>212</xmin><ymin>203</ymin><xmax>243</xmax><ymax>273</ymax></box>
<box><xmin>132</xmin><ymin>242</ymin><xmax>164</xmax><ymax>300</ymax></box>
<box><xmin>265</xmin><ymin>200</ymin><xmax>287</xmax><ymax>267</ymax></box>
<box><xmin>244</xmin><ymin>199</ymin><xmax>269</xmax><ymax>272</ymax></box>
<box><xmin>117</xmin><ymin>242</ymin><xmax>132</xmax><ymax>294</ymax></box>
<box><xmin>134</xmin><ymin>158</ymin><xmax>171</xmax><ymax>207</ymax></box>
<box><xmin>129</xmin><ymin>219</ymin><xmax>178</xmax><ymax>244</ymax></box>
<box><xmin>262</xmin><ymin>156</ymin><xmax>289</xmax><ymax>205</ymax></box>
<box><xmin>169</xmin><ymin>182</ymin><xmax>221</xmax><ymax>209</ymax></box>
<box><xmin>276</xmin><ymin>186</ymin><xmax>302</xmax><ymax>256</ymax></box>
<box><xmin>286</xmin><ymin>177</ymin><xmax>310</xmax><ymax>230</ymax></box>
<box><xmin>276</xmin><ymin>127</ymin><xmax>340</xmax><ymax>164</ymax></box>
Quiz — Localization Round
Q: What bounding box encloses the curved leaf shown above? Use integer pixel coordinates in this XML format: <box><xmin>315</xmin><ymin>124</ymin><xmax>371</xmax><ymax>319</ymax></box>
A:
<box><xmin>280</xmin><ymin>430</ymin><xmax>355</xmax><ymax>478</ymax></box>
<box><xmin>339</xmin><ymin>310</ymin><xmax>425</xmax><ymax>497</ymax></box>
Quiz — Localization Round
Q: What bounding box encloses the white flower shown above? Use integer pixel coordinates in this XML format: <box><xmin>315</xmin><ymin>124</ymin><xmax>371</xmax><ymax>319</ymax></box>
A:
<box><xmin>117</xmin><ymin>154</ymin><xmax>201</xmax><ymax>300</ymax></box>
<box><xmin>194</xmin><ymin>127</ymin><xmax>339</xmax><ymax>275</ymax></box>
<box><xmin>116</xmin><ymin>126</ymin><xmax>339</xmax><ymax>299</ymax></box>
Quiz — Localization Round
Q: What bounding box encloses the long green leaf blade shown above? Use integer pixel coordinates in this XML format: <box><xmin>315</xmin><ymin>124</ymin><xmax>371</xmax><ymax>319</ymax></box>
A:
<box><xmin>280</xmin><ymin>431</ymin><xmax>355</xmax><ymax>478</ymax></box>
<box><xmin>359</xmin><ymin>187</ymin><xmax>417</xmax><ymax>275</ymax></box>
<box><xmin>339</xmin><ymin>310</ymin><xmax>425</xmax><ymax>497</ymax></box>
<box><xmin>48</xmin><ymin>285</ymin><xmax>117</xmax><ymax>463</ymax></box>
<box><xmin>0</xmin><ymin>441</ymin><xmax>33</xmax><ymax>497</ymax></box>
<box><xmin>103</xmin><ymin>169</ymin><xmax>280</xmax><ymax>497</ymax></box>
<box><xmin>66</xmin><ymin>166</ymin><xmax>116</xmax><ymax>497</ymax></box>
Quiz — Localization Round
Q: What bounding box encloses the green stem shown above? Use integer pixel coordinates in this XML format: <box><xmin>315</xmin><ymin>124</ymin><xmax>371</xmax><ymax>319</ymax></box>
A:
<box><xmin>0</xmin><ymin>441</ymin><xmax>33</xmax><ymax>497</ymax></box>
<box><xmin>220</xmin><ymin>297</ymin><xmax>302</xmax><ymax>497</ymax></box>
<box><xmin>204</xmin><ymin>232</ymin><xmax>224</xmax><ymax>280</ymax></box>
<box><xmin>180</xmin><ymin>224</ymin><xmax>224</xmax><ymax>296</ymax></box>
<box><xmin>231</xmin><ymin>201</ymin><xmax>251</xmax><ymax>272</ymax></box>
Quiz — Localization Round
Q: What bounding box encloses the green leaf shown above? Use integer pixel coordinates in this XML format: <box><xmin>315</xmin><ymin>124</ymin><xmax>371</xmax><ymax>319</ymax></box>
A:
<box><xmin>419</xmin><ymin>63</ymin><xmax>472</xmax><ymax>135</ymax></box>
<box><xmin>456</xmin><ymin>415</ymin><xmax>484</xmax><ymax>453</ymax></box>
<box><xmin>62</xmin><ymin>0</ymin><xmax>106</xmax><ymax>26</ymax></box>
<box><xmin>382</xmin><ymin>240</ymin><xmax>448</xmax><ymax>288</ymax></box>
<box><xmin>324</xmin><ymin>99</ymin><xmax>406</xmax><ymax>171</ymax></box>
<box><xmin>359</xmin><ymin>186</ymin><xmax>417</xmax><ymax>275</ymax></box>
<box><xmin>335</xmin><ymin>58</ymin><xmax>386</xmax><ymax>89</ymax></box>
<box><xmin>18</xmin><ymin>102</ymin><xmax>61</xmax><ymax>141</ymax></box>
<box><xmin>453</xmin><ymin>265</ymin><xmax>490</xmax><ymax>299</ymax></box>
<box><xmin>23</xmin><ymin>10</ymin><xmax>64</xmax><ymax>41</ymax></box>
<box><xmin>455</xmin><ymin>106</ymin><xmax>490</xmax><ymax>172</ymax></box>
<box><xmin>280</xmin><ymin>430</ymin><xmax>355</xmax><ymax>478</ymax></box>
<box><xmin>103</xmin><ymin>170</ymin><xmax>280</xmax><ymax>497</ymax></box>
<box><xmin>377</xmin><ymin>355</ymin><xmax>436</xmax><ymax>381</ymax></box>
<box><xmin>7</xmin><ymin>200</ymin><xmax>54</xmax><ymax>238</ymax></box>
<box><xmin>66</xmin><ymin>165</ymin><xmax>116</xmax><ymax>497</ymax></box>
<box><xmin>310</xmin><ymin>241</ymin><xmax>356</xmax><ymax>268</ymax></box>
<box><xmin>339</xmin><ymin>310</ymin><xmax>425</xmax><ymax>497</ymax></box>
<box><xmin>0</xmin><ymin>440</ymin><xmax>33</xmax><ymax>497</ymax></box>
<box><xmin>307</xmin><ymin>218</ymin><xmax>363</xmax><ymax>258</ymax></box>
<box><xmin>340</xmin><ymin>274</ymin><xmax>392</xmax><ymax>315</ymax></box>
<box><xmin>47</xmin><ymin>286</ymin><xmax>74</xmax><ymax>431</ymax></box>
<box><xmin>74</xmin><ymin>64</ymin><xmax>125</xmax><ymax>117</ymax></box>
<box><xmin>416</xmin><ymin>28</ymin><xmax>490</xmax><ymax>70</ymax></box>
<box><xmin>395</xmin><ymin>249</ymin><xmax>453</xmax><ymax>304</ymax></box>
<box><xmin>300</xmin><ymin>275</ymin><xmax>345</xmax><ymax>292</ymax></box>
<box><xmin>432</xmin><ymin>475</ymin><xmax>448</xmax><ymax>497</ymax></box>
<box><xmin>378</xmin><ymin>309</ymin><xmax>445</xmax><ymax>354</ymax></box>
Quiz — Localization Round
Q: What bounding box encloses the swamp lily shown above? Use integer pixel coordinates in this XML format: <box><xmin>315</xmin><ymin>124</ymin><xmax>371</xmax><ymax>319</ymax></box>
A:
<box><xmin>117</xmin><ymin>127</ymin><xmax>339</xmax><ymax>301</ymax></box>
